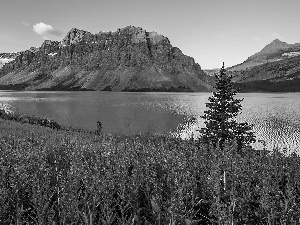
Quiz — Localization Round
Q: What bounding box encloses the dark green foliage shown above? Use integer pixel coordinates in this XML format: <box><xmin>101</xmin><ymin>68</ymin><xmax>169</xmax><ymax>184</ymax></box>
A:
<box><xmin>122</xmin><ymin>85</ymin><xmax>194</xmax><ymax>92</ymax></box>
<box><xmin>1</xmin><ymin>106</ymin><xmax>300</xmax><ymax>225</ymax></box>
<box><xmin>96</xmin><ymin>121</ymin><xmax>103</xmax><ymax>134</ymax></box>
<box><xmin>235</xmin><ymin>55</ymin><xmax>300</xmax><ymax>92</ymax></box>
<box><xmin>0</xmin><ymin>118</ymin><xmax>300</xmax><ymax>224</ymax></box>
<box><xmin>0</xmin><ymin>108</ymin><xmax>61</xmax><ymax>130</ymax></box>
<box><xmin>200</xmin><ymin>64</ymin><xmax>255</xmax><ymax>150</ymax></box>
<box><xmin>237</xmin><ymin>78</ymin><xmax>300</xmax><ymax>92</ymax></box>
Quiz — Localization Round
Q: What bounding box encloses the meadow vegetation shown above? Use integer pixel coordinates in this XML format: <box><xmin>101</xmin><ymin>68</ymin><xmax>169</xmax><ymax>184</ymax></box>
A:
<box><xmin>1</xmin><ymin>65</ymin><xmax>300</xmax><ymax>224</ymax></box>
<box><xmin>0</xmin><ymin>117</ymin><xmax>300</xmax><ymax>224</ymax></box>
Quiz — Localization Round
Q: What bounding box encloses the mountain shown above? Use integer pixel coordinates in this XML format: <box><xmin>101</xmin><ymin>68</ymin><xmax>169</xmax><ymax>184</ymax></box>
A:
<box><xmin>0</xmin><ymin>26</ymin><xmax>212</xmax><ymax>92</ymax></box>
<box><xmin>227</xmin><ymin>39</ymin><xmax>300</xmax><ymax>92</ymax></box>
<box><xmin>232</xmin><ymin>55</ymin><xmax>300</xmax><ymax>92</ymax></box>
<box><xmin>203</xmin><ymin>68</ymin><xmax>220</xmax><ymax>77</ymax></box>
<box><xmin>229</xmin><ymin>39</ymin><xmax>300</xmax><ymax>71</ymax></box>
<box><xmin>0</xmin><ymin>53</ymin><xmax>20</xmax><ymax>69</ymax></box>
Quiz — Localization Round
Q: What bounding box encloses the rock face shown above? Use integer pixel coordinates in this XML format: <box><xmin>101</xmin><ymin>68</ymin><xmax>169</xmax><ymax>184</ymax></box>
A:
<box><xmin>61</xmin><ymin>28</ymin><xmax>90</xmax><ymax>46</ymax></box>
<box><xmin>0</xmin><ymin>53</ymin><xmax>19</xmax><ymax>69</ymax></box>
<box><xmin>0</xmin><ymin>26</ymin><xmax>212</xmax><ymax>91</ymax></box>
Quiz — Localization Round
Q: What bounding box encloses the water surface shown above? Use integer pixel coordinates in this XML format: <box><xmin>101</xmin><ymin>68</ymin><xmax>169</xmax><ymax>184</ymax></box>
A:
<box><xmin>0</xmin><ymin>91</ymin><xmax>299</xmax><ymax>153</ymax></box>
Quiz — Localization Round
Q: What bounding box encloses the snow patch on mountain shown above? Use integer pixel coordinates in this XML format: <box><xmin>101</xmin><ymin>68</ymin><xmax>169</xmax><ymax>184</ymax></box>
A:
<box><xmin>48</xmin><ymin>52</ymin><xmax>57</xmax><ymax>57</ymax></box>
<box><xmin>0</xmin><ymin>55</ymin><xmax>17</xmax><ymax>68</ymax></box>
<box><xmin>282</xmin><ymin>52</ymin><xmax>300</xmax><ymax>57</ymax></box>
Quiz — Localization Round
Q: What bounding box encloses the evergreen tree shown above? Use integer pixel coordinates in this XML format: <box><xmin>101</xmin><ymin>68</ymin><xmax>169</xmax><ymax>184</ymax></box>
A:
<box><xmin>200</xmin><ymin>63</ymin><xmax>255</xmax><ymax>151</ymax></box>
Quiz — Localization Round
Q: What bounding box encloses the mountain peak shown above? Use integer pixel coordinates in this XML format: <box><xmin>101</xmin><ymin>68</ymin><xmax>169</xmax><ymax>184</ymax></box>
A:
<box><xmin>272</xmin><ymin>38</ymin><xmax>284</xmax><ymax>43</ymax></box>
<box><xmin>41</xmin><ymin>40</ymin><xmax>59</xmax><ymax>47</ymax></box>
<box><xmin>69</xmin><ymin>27</ymin><xmax>82</xmax><ymax>32</ymax></box>
<box><xmin>228</xmin><ymin>38</ymin><xmax>300</xmax><ymax>71</ymax></box>
<box><xmin>260</xmin><ymin>39</ymin><xmax>290</xmax><ymax>54</ymax></box>
<box><xmin>269</xmin><ymin>38</ymin><xmax>289</xmax><ymax>47</ymax></box>
<box><xmin>62</xmin><ymin>28</ymin><xmax>90</xmax><ymax>45</ymax></box>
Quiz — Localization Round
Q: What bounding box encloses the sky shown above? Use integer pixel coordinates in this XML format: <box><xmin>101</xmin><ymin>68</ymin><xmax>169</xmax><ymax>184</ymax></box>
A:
<box><xmin>0</xmin><ymin>0</ymin><xmax>300</xmax><ymax>69</ymax></box>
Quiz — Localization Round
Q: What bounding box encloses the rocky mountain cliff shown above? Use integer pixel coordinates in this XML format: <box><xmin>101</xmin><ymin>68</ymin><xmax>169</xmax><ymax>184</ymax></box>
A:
<box><xmin>0</xmin><ymin>26</ymin><xmax>212</xmax><ymax>92</ymax></box>
<box><xmin>0</xmin><ymin>53</ymin><xmax>20</xmax><ymax>69</ymax></box>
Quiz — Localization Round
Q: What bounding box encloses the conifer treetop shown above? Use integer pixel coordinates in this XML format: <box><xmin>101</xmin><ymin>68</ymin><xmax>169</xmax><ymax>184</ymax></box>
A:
<box><xmin>200</xmin><ymin>62</ymin><xmax>255</xmax><ymax>150</ymax></box>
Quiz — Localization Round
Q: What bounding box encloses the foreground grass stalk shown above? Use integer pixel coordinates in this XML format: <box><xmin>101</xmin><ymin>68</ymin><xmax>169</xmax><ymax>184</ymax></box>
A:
<box><xmin>1</xmin><ymin>118</ymin><xmax>300</xmax><ymax>224</ymax></box>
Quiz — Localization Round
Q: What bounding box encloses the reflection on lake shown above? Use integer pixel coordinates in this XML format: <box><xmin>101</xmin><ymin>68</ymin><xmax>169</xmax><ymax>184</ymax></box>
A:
<box><xmin>0</xmin><ymin>91</ymin><xmax>300</xmax><ymax>153</ymax></box>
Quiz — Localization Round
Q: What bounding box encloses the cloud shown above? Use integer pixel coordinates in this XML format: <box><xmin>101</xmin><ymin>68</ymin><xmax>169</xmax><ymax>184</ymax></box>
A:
<box><xmin>21</xmin><ymin>21</ymin><xmax>30</xmax><ymax>26</ymax></box>
<box><xmin>270</xmin><ymin>33</ymin><xmax>283</xmax><ymax>39</ymax></box>
<box><xmin>33</xmin><ymin>22</ymin><xmax>63</xmax><ymax>39</ymax></box>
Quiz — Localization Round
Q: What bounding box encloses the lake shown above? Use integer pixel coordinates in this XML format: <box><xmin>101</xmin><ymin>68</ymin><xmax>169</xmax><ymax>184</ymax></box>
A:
<box><xmin>0</xmin><ymin>91</ymin><xmax>300</xmax><ymax>153</ymax></box>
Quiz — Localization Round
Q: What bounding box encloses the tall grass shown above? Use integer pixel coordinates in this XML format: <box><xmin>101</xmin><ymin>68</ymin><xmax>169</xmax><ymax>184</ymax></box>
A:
<box><xmin>0</xmin><ymin>118</ymin><xmax>300</xmax><ymax>224</ymax></box>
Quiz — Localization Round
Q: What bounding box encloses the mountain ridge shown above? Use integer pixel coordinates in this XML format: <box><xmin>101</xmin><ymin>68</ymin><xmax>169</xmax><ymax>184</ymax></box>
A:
<box><xmin>0</xmin><ymin>26</ymin><xmax>213</xmax><ymax>92</ymax></box>
<box><xmin>229</xmin><ymin>39</ymin><xmax>300</xmax><ymax>72</ymax></box>
<box><xmin>228</xmin><ymin>39</ymin><xmax>300</xmax><ymax>92</ymax></box>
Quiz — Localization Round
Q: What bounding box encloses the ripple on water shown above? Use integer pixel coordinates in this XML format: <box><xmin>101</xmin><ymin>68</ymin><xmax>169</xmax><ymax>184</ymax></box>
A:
<box><xmin>1</xmin><ymin>91</ymin><xmax>300</xmax><ymax>154</ymax></box>
<box><xmin>173</xmin><ymin>93</ymin><xmax>300</xmax><ymax>154</ymax></box>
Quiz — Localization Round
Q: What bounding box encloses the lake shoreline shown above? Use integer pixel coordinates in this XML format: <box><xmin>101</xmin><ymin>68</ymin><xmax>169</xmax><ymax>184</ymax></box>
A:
<box><xmin>1</xmin><ymin>91</ymin><xmax>300</xmax><ymax>152</ymax></box>
<box><xmin>0</xmin><ymin>106</ymin><xmax>269</xmax><ymax>152</ymax></box>
<box><xmin>2</xmin><ymin>87</ymin><xmax>300</xmax><ymax>93</ymax></box>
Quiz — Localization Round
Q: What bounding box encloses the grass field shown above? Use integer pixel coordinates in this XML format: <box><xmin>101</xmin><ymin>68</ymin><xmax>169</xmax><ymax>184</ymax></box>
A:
<box><xmin>1</xmin><ymin>117</ymin><xmax>300</xmax><ymax>224</ymax></box>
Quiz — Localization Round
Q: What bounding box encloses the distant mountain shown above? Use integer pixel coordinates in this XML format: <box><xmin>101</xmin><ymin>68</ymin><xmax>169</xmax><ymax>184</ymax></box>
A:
<box><xmin>229</xmin><ymin>39</ymin><xmax>300</xmax><ymax>71</ymax></box>
<box><xmin>0</xmin><ymin>26</ymin><xmax>213</xmax><ymax>92</ymax></box>
<box><xmin>203</xmin><ymin>68</ymin><xmax>220</xmax><ymax>76</ymax></box>
<box><xmin>227</xmin><ymin>39</ymin><xmax>300</xmax><ymax>92</ymax></box>
<box><xmin>232</xmin><ymin>55</ymin><xmax>300</xmax><ymax>92</ymax></box>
